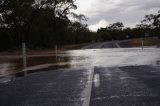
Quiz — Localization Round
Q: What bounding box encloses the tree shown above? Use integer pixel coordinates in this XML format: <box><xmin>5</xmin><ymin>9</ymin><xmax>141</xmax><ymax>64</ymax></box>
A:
<box><xmin>96</xmin><ymin>22</ymin><xmax>125</xmax><ymax>41</ymax></box>
<box><xmin>108</xmin><ymin>22</ymin><xmax>124</xmax><ymax>30</ymax></box>
<box><xmin>0</xmin><ymin>0</ymin><xmax>89</xmax><ymax>49</ymax></box>
<box><xmin>141</xmin><ymin>10</ymin><xmax>160</xmax><ymax>29</ymax></box>
<box><xmin>153</xmin><ymin>10</ymin><xmax>160</xmax><ymax>28</ymax></box>
<box><xmin>0</xmin><ymin>0</ymin><xmax>79</xmax><ymax>40</ymax></box>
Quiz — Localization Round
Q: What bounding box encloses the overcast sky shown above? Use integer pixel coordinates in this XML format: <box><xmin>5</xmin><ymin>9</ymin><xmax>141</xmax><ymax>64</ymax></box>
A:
<box><xmin>74</xmin><ymin>0</ymin><xmax>160</xmax><ymax>31</ymax></box>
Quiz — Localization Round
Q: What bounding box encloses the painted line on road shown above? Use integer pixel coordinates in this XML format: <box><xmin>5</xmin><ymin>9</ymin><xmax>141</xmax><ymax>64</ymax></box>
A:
<box><xmin>115</xmin><ymin>42</ymin><xmax>121</xmax><ymax>48</ymax></box>
<box><xmin>94</xmin><ymin>73</ymin><xmax>100</xmax><ymax>88</ymax></box>
<box><xmin>82</xmin><ymin>67</ymin><xmax>95</xmax><ymax>106</ymax></box>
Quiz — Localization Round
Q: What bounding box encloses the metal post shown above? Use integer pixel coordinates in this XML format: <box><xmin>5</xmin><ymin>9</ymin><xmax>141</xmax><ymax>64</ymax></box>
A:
<box><xmin>22</xmin><ymin>42</ymin><xmax>27</xmax><ymax>69</ymax></box>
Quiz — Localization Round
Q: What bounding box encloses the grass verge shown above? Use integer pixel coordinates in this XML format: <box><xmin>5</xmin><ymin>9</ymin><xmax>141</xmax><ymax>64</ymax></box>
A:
<box><xmin>128</xmin><ymin>38</ymin><xmax>160</xmax><ymax>47</ymax></box>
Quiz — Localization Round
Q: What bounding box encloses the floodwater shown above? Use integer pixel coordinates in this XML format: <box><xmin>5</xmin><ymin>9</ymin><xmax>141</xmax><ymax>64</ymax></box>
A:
<box><xmin>67</xmin><ymin>47</ymin><xmax>160</xmax><ymax>69</ymax></box>
<box><xmin>0</xmin><ymin>47</ymin><xmax>160</xmax><ymax>83</ymax></box>
<box><xmin>0</xmin><ymin>54</ymin><xmax>69</xmax><ymax>76</ymax></box>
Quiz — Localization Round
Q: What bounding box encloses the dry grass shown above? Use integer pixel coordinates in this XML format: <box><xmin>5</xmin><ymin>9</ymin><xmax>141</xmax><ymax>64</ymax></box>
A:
<box><xmin>128</xmin><ymin>38</ymin><xmax>160</xmax><ymax>47</ymax></box>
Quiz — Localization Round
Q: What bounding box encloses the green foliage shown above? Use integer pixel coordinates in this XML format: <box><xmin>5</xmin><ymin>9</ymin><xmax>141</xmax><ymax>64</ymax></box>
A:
<box><xmin>140</xmin><ymin>11</ymin><xmax>160</xmax><ymax>29</ymax></box>
<box><xmin>97</xmin><ymin>22</ymin><xmax>125</xmax><ymax>41</ymax></box>
<box><xmin>96</xmin><ymin>11</ymin><xmax>160</xmax><ymax>41</ymax></box>
<box><xmin>0</xmin><ymin>0</ymin><xmax>94</xmax><ymax>50</ymax></box>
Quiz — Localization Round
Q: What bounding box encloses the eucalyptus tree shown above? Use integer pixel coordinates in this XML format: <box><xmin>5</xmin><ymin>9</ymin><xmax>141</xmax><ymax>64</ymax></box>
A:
<box><xmin>108</xmin><ymin>22</ymin><xmax>124</xmax><ymax>30</ymax></box>
<box><xmin>0</xmin><ymin>0</ymin><xmax>87</xmax><ymax>48</ymax></box>
<box><xmin>141</xmin><ymin>10</ymin><xmax>160</xmax><ymax>29</ymax></box>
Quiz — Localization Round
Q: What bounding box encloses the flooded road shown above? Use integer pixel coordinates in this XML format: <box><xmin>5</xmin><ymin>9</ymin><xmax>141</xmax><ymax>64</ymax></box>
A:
<box><xmin>0</xmin><ymin>47</ymin><xmax>160</xmax><ymax>105</ymax></box>
<box><xmin>68</xmin><ymin>48</ymin><xmax>160</xmax><ymax>68</ymax></box>
<box><xmin>0</xmin><ymin>53</ymin><xmax>70</xmax><ymax>76</ymax></box>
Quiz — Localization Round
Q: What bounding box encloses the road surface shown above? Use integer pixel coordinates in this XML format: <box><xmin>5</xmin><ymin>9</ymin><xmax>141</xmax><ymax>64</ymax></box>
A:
<box><xmin>82</xmin><ymin>41</ymin><xmax>121</xmax><ymax>49</ymax></box>
<box><xmin>82</xmin><ymin>39</ymin><xmax>149</xmax><ymax>49</ymax></box>
<box><xmin>90</xmin><ymin>66</ymin><xmax>160</xmax><ymax>106</ymax></box>
<box><xmin>0</xmin><ymin>68</ymin><xmax>89</xmax><ymax>105</ymax></box>
<box><xmin>0</xmin><ymin>42</ymin><xmax>160</xmax><ymax>106</ymax></box>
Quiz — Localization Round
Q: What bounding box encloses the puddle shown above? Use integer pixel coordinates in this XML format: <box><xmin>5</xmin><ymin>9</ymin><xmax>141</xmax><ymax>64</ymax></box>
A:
<box><xmin>0</xmin><ymin>63</ymin><xmax>70</xmax><ymax>83</ymax></box>
<box><xmin>0</xmin><ymin>63</ymin><xmax>14</xmax><ymax>75</ymax></box>
<box><xmin>0</xmin><ymin>54</ymin><xmax>69</xmax><ymax>73</ymax></box>
<box><xmin>0</xmin><ymin>53</ymin><xmax>71</xmax><ymax>83</ymax></box>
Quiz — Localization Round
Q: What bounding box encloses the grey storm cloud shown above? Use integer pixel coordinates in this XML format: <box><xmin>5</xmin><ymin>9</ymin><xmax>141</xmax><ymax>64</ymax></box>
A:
<box><xmin>75</xmin><ymin>0</ymin><xmax>160</xmax><ymax>31</ymax></box>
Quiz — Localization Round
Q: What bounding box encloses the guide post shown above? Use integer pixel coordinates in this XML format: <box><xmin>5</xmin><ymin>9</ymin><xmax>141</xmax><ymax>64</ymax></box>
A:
<box><xmin>22</xmin><ymin>42</ymin><xmax>27</xmax><ymax>69</ymax></box>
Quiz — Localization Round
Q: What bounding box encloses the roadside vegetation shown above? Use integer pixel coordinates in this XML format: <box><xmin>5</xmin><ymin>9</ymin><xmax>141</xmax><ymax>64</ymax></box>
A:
<box><xmin>97</xmin><ymin>11</ymin><xmax>160</xmax><ymax>41</ymax></box>
<box><xmin>127</xmin><ymin>38</ymin><xmax>160</xmax><ymax>47</ymax></box>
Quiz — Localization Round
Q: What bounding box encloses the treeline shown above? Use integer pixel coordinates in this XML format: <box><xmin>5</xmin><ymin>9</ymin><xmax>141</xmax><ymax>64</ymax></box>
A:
<box><xmin>96</xmin><ymin>10</ymin><xmax>160</xmax><ymax>41</ymax></box>
<box><xmin>0</xmin><ymin>20</ymin><xmax>94</xmax><ymax>50</ymax></box>
<box><xmin>96</xmin><ymin>24</ymin><xmax>160</xmax><ymax>41</ymax></box>
<box><xmin>0</xmin><ymin>0</ymin><xmax>94</xmax><ymax>50</ymax></box>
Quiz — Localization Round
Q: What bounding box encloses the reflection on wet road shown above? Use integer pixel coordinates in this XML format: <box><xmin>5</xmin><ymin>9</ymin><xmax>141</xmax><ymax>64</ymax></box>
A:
<box><xmin>91</xmin><ymin>66</ymin><xmax>160</xmax><ymax>106</ymax></box>
<box><xmin>0</xmin><ymin>48</ymin><xmax>160</xmax><ymax>105</ymax></box>
<box><xmin>68</xmin><ymin>48</ymin><xmax>160</xmax><ymax>68</ymax></box>
<box><xmin>0</xmin><ymin>54</ymin><xmax>69</xmax><ymax>76</ymax></box>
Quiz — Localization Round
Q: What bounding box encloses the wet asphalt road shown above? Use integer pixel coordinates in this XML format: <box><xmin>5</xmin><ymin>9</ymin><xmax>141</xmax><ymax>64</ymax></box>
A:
<box><xmin>82</xmin><ymin>41</ymin><xmax>120</xmax><ymax>49</ymax></box>
<box><xmin>82</xmin><ymin>40</ymin><xmax>143</xmax><ymax>49</ymax></box>
<box><xmin>1</xmin><ymin>65</ymin><xmax>160</xmax><ymax>106</ymax></box>
<box><xmin>90</xmin><ymin>66</ymin><xmax>160</xmax><ymax>106</ymax></box>
<box><xmin>0</xmin><ymin>68</ymin><xmax>89</xmax><ymax>106</ymax></box>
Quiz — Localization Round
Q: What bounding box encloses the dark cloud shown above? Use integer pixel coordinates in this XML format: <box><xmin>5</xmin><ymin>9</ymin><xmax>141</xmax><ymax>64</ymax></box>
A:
<box><xmin>76</xmin><ymin>0</ymin><xmax>160</xmax><ymax>31</ymax></box>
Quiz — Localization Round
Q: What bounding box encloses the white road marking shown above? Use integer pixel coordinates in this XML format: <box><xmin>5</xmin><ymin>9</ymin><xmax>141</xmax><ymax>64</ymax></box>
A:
<box><xmin>94</xmin><ymin>74</ymin><xmax>100</xmax><ymax>88</ymax></box>
<box><xmin>82</xmin><ymin>67</ymin><xmax>95</xmax><ymax>106</ymax></box>
<box><xmin>115</xmin><ymin>42</ymin><xmax>121</xmax><ymax>48</ymax></box>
